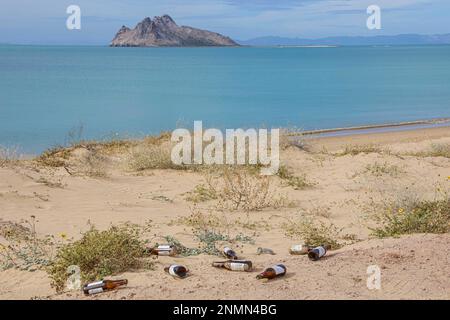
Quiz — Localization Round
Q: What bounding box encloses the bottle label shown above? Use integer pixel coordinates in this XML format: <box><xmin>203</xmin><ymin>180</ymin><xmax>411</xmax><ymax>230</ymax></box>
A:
<box><xmin>230</xmin><ymin>262</ymin><xmax>247</xmax><ymax>271</ymax></box>
<box><xmin>88</xmin><ymin>287</ymin><xmax>104</xmax><ymax>295</ymax></box>
<box><xmin>316</xmin><ymin>246</ymin><xmax>326</xmax><ymax>258</ymax></box>
<box><xmin>273</xmin><ymin>265</ymin><xmax>285</xmax><ymax>275</ymax></box>
<box><xmin>85</xmin><ymin>280</ymin><xmax>103</xmax><ymax>289</ymax></box>
<box><xmin>158</xmin><ymin>245</ymin><xmax>172</xmax><ymax>250</ymax></box>
<box><xmin>291</xmin><ymin>244</ymin><xmax>307</xmax><ymax>252</ymax></box>
<box><xmin>158</xmin><ymin>250</ymin><xmax>172</xmax><ymax>256</ymax></box>
<box><xmin>169</xmin><ymin>265</ymin><xmax>180</xmax><ymax>276</ymax></box>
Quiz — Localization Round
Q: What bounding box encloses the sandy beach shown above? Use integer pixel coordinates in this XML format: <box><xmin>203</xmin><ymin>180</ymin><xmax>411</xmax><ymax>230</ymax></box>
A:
<box><xmin>1</xmin><ymin>125</ymin><xmax>449</xmax><ymax>300</ymax></box>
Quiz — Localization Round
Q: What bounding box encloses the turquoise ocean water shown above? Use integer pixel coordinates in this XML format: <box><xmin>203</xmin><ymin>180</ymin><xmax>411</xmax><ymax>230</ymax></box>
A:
<box><xmin>0</xmin><ymin>45</ymin><xmax>449</xmax><ymax>153</ymax></box>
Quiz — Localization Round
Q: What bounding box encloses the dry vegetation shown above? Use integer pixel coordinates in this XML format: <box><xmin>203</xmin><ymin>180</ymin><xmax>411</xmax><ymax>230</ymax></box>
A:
<box><xmin>282</xmin><ymin>217</ymin><xmax>343</xmax><ymax>249</ymax></box>
<box><xmin>0</xmin><ymin>216</ymin><xmax>55</xmax><ymax>271</ymax></box>
<box><xmin>186</xmin><ymin>167</ymin><xmax>291</xmax><ymax>211</ymax></box>
<box><xmin>337</xmin><ymin>144</ymin><xmax>388</xmax><ymax>156</ymax></box>
<box><xmin>279</xmin><ymin>128</ymin><xmax>310</xmax><ymax>151</ymax></box>
<box><xmin>171</xmin><ymin>208</ymin><xmax>270</xmax><ymax>234</ymax></box>
<box><xmin>370</xmin><ymin>195</ymin><xmax>450</xmax><ymax>238</ymax></box>
<box><xmin>127</xmin><ymin>133</ymin><xmax>183</xmax><ymax>171</ymax></box>
<box><xmin>410</xmin><ymin>142</ymin><xmax>450</xmax><ymax>158</ymax></box>
<box><xmin>361</xmin><ymin>161</ymin><xmax>403</xmax><ymax>177</ymax></box>
<box><xmin>277</xmin><ymin>165</ymin><xmax>314</xmax><ymax>190</ymax></box>
<box><xmin>47</xmin><ymin>223</ymin><xmax>152</xmax><ymax>292</ymax></box>
<box><xmin>0</xmin><ymin>146</ymin><xmax>20</xmax><ymax>167</ymax></box>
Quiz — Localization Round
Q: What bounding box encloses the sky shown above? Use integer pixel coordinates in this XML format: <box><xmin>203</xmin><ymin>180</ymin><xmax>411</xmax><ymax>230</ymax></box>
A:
<box><xmin>1</xmin><ymin>0</ymin><xmax>449</xmax><ymax>44</ymax></box>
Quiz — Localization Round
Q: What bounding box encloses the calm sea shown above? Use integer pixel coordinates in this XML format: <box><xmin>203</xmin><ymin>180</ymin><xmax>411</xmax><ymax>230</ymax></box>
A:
<box><xmin>1</xmin><ymin>45</ymin><xmax>449</xmax><ymax>153</ymax></box>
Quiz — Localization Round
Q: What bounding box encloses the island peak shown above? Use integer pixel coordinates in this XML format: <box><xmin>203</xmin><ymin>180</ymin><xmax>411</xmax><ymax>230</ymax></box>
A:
<box><xmin>110</xmin><ymin>15</ymin><xmax>238</xmax><ymax>47</ymax></box>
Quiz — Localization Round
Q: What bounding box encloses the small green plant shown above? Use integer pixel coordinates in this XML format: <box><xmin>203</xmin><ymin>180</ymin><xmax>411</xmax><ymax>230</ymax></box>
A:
<box><xmin>371</xmin><ymin>198</ymin><xmax>450</xmax><ymax>238</ymax></box>
<box><xmin>162</xmin><ymin>231</ymin><xmax>254</xmax><ymax>257</ymax></box>
<box><xmin>194</xmin><ymin>230</ymin><xmax>255</xmax><ymax>255</ymax></box>
<box><xmin>338</xmin><ymin>144</ymin><xmax>386</xmax><ymax>156</ymax></box>
<box><xmin>171</xmin><ymin>210</ymin><xmax>226</xmax><ymax>231</ymax></box>
<box><xmin>163</xmin><ymin>235</ymin><xmax>202</xmax><ymax>256</ymax></box>
<box><xmin>363</xmin><ymin>162</ymin><xmax>403</xmax><ymax>177</ymax></box>
<box><xmin>277</xmin><ymin>165</ymin><xmax>313</xmax><ymax>190</ymax></box>
<box><xmin>47</xmin><ymin>223</ymin><xmax>151</xmax><ymax>292</ymax></box>
<box><xmin>307</xmin><ymin>205</ymin><xmax>332</xmax><ymax>218</ymax></box>
<box><xmin>185</xmin><ymin>184</ymin><xmax>218</xmax><ymax>203</ymax></box>
<box><xmin>0</xmin><ymin>217</ymin><xmax>55</xmax><ymax>271</ymax></box>
<box><xmin>283</xmin><ymin>218</ymin><xmax>342</xmax><ymax>249</ymax></box>
<box><xmin>171</xmin><ymin>209</ymin><xmax>271</xmax><ymax>233</ymax></box>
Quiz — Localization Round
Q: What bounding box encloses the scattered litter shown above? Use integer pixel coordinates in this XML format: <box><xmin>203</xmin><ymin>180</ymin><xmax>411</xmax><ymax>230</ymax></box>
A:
<box><xmin>83</xmin><ymin>279</ymin><xmax>128</xmax><ymax>295</ymax></box>
<box><xmin>165</xmin><ymin>264</ymin><xmax>189</xmax><ymax>278</ymax></box>
<box><xmin>256</xmin><ymin>264</ymin><xmax>286</xmax><ymax>280</ymax></box>
<box><xmin>149</xmin><ymin>244</ymin><xmax>177</xmax><ymax>256</ymax></box>
<box><xmin>212</xmin><ymin>260</ymin><xmax>253</xmax><ymax>272</ymax></box>
<box><xmin>289</xmin><ymin>244</ymin><xmax>311</xmax><ymax>255</ymax></box>
<box><xmin>256</xmin><ymin>247</ymin><xmax>275</xmax><ymax>255</ymax></box>
<box><xmin>222</xmin><ymin>246</ymin><xmax>238</xmax><ymax>260</ymax></box>
<box><xmin>308</xmin><ymin>244</ymin><xmax>331</xmax><ymax>261</ymax></box>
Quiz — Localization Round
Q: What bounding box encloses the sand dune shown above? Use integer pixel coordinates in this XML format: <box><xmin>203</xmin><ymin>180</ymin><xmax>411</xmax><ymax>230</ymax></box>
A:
<box><xmin>0</xmin><ymin>126</ymin><xmax>449</xmax><ymax>300</ymax></box>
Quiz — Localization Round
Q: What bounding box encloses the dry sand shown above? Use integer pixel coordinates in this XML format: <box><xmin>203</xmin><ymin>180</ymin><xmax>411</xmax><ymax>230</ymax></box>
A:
<box><xmin>0</xmin><ymin>126</ymin><xmax>449</xmax><ymax>300</ymax></box>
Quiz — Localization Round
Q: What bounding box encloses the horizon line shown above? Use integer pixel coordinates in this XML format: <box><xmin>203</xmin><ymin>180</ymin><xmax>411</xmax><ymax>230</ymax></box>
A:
<box><xmin>2</xmin><ymin>32</ymin><xmax>450</xmax><ymax>47</ymax></box>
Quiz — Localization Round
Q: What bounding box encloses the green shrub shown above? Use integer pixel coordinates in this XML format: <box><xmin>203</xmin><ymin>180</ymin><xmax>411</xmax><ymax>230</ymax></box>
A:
<box><xmin>47</xmin><ymin>224</ymin><xmax>151</xmax><ymax>292</ymax></box>
<box><xmin>371</xmin><ymin>198</ymin><xmax>450</xmax><ymax>238</ymax></box>
<box><xmin>283</xmin><ymin>218</ymin><xmax>342</xmax><ymax>249</ymax></box>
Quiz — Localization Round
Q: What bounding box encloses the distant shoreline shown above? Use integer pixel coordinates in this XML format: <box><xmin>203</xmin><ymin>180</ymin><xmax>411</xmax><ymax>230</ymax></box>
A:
<box><xmin>297</xmin><ymin>118</ymin><xmax>450</xmax><ymax>138</ymax></box>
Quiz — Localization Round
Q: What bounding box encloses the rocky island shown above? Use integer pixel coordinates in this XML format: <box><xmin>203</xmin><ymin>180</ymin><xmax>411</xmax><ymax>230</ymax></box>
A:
<box><xmin>110</xmin><ymin>15</ymin><xmax>239</xmax><ymax>47</ymax></box>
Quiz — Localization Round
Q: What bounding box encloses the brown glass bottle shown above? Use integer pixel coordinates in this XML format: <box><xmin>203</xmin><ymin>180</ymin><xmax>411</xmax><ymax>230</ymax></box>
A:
<box><xmin>308</xmin><ymin>244</ymin><xmax>331</xmax><ymax>261</ymax></box>
<box><xmin>83</xmin><ymin>279</ymin><xmax>128</xmax><ymax>295</ymax></box>
<box><xmin>149</xmin><ymin>244</ymin><xmax>177</xmax><ymax>256</ymax></box>
<box><xmin>289</xmin><ymin>244</ymin><xmax>311</xmax><ymax>255</ymax></box>
<box><xmin>164</xmin><ymin>264</ymin><xmax>188</xmax><ymax>278</ymax></box>
<box><xmin>212</xmin><ymin>260</ymin><xmax>252</xmax><ymax>271</ymax></box>
<box><xmin>223</xmin><ymin>247</ymin><xmax>238</xmax><ymax>260</ymax></box>
<box><xmin>256</xmin><ymin>264</ymin><xmax>286</xmax><ymax>280</ymax></box>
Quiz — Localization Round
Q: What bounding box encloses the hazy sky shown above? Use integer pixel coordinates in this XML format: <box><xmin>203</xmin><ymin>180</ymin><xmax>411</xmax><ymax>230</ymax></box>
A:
<box><xmin>1</xmin><ymin>0</ymin><xmax>449</xmax><ymax>44</ymax></box>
